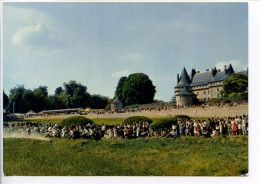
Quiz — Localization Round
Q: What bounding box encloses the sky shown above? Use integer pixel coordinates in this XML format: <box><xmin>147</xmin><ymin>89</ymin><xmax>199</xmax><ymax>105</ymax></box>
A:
<box><xmin>3</xmin><ymin>2</ymin><xmax>248</xmax><ymax>102</ymax></box>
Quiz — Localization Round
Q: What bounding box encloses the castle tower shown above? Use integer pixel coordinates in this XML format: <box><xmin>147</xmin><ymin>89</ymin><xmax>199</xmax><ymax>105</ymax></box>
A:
<box><xmin>175</xmin><ymin>67</ymin><xmax>191</xmax><ymax>94</ymax></box>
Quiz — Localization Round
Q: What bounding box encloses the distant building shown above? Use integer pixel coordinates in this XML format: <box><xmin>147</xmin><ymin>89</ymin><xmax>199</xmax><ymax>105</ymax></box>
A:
<box><xmin>111</xmin><ymin>97</ymin><xmax>124</xmax><ymax>111</ymax></box>
<box><xmin>175</xmin><ymin>64</ymin><xmax>247</xmax><ymax>107</ymax></box>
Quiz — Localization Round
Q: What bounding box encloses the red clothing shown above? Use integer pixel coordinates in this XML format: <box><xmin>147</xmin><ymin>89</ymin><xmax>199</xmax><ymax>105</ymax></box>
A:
<box><xmin>232</xmin><ymin>124</ymin><xmax>238</xmax><ymax>131</ymax></box>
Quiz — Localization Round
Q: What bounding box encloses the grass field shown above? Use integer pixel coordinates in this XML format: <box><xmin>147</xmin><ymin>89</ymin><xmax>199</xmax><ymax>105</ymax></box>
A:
<box><xmin>3</xmin><ymin>136</ymin><xmax>248</xmax><ymax>176</ymax></box>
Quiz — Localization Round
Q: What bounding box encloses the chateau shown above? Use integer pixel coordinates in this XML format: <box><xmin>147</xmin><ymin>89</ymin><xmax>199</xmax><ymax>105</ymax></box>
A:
<box><xmin>175</xmin><ymin>64</ymin><xmax>247</xmax><ymax>107</ymax></box>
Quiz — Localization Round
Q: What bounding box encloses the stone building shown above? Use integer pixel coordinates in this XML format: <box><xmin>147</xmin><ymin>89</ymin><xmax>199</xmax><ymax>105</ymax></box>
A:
<box><xmin>175</xmin><ymin>64</ymin><xmax>243</xmax><ymax>107</ymax></box>
<box><xmin>111</xmin><ymin>97</ymin><xmax>124</xmax><ymax>111</ymax></box>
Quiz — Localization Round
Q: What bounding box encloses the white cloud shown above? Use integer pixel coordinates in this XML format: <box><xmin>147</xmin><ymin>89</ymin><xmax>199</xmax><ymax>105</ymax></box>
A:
<box><xmin>8</xmin><ymin>6</ymin><xmax>62</xmax><ymax>55</ymax></box>
<box><xmin>215</xmin><ymin>60</ymin><xmax>247</xmax><ymax>72</ymax></box>
<box><xmin>12</xmin><ymin>24</ymin><xmax>46</xmax><ymax>46</ymax></box>
<box><xmin>111</xmin><ymin>69</ymin><xmax>130</xmax><ymax>79</ymax></box>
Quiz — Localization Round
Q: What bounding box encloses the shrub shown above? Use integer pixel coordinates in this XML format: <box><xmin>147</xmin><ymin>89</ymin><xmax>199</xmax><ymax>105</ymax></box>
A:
<box><xmin>123</xmin><ymin>116</ymin><xmax>152</xmax><ymax>124</ymax></box>
<box><xmin>150</xmin><ymin>117</ymin><xmax>177</xmax><ymax>130</ymax></box>
<box><xmin>150</xmin><ymin>115</ymin><xmax>190</xmax><ymax>130</ymax></box>
<box><xmin>174</xmin><ymin>115</ymin><xmax>190</xmax><ymax>120</ymax></box>
<box><xmin>237</xmin><ymin>92</ymin><xmax>248</xmax><ymax>100</ymax></box>
<box><xmin>228</xmin><ymin>93</ymin><xmax>238</xmax><ymax>98</ymax></box>
<box><xmin>60</xmin><ymin>116</ymin><xmax>94</xmax><ymax>127</ymax></box>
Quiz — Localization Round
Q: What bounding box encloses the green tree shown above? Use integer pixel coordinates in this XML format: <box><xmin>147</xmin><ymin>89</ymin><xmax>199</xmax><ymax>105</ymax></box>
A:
<box><xmin>116</xmin><ymin>73</ymin><xmax>156</xmax><ymax>106</ymax></box>
<box><xmin>3</xmin><ymin>91</ymin><xmax>9</xmax><ymax>109</ymax></box>
<box><xmin>221</xmin><ymin>73</ymin><xmax>248</xmax><ymax>97</ymax></box>
<box><xmin>21</xmin><ymin>89</ymin><xmax>34</xmax><ymax>112</ymax></box>
<box><xmin>62</xmin><ymin>80</ymin><xmax>91</xmax><ymax>108</ymax></box>
<box><xmin>33</xmin><ymin>86</ymin><xmax>48</xmax><ymax>112</ymax></box>
<box><xmin>8</xmin><ymin>85</ymin><xmax>26</xmax><ymax>113</ymax></box>
<box><xmin>55</xmin><ymin>87</ymin><xmax>63</xmax><ymax>95</ymax></box>
<box><xmin>90</xmin><ymin>94</ymin><xmax>109</xmax><ymax>109</ymax></box>
<box><xmin>115</xmin><ymin>76</ymin><xmax>127</xmax><ymax>103</ymax></box>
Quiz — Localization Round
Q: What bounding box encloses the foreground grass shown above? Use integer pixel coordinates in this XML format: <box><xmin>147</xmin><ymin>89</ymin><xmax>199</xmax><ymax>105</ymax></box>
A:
<box><xmin>3</xmin><ymin>136</ymin><xmax>248</xmax><ymax>176</ymax></box>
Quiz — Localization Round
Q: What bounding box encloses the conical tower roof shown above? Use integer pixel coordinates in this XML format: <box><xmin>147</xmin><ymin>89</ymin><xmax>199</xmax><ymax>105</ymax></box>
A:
<box><xmin>227</xmin><ymin>64</ymin><xmax>234</xmax><ymax>73</ymax></box>
<box><xmin>175</xmin><ymin>67</ymin><xmax>191</xmax><ymax>88</ymax></box>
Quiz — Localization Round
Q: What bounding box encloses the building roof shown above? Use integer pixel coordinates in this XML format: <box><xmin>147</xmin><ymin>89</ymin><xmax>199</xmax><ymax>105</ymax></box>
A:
<box><xmin>111</xmin><ymin>97</ymin><xmax>123</xmax><ymax>104</ymax></box>
<box><xmin>191</xmin><ymin>71</ymin><xmax>213</xmax><ymax>86</ymax></box>
<box><xmin>175</xmin><ymin>67</ymin><xmax>191</xmax><ymax>88</ymax></box>
<box><xmin>176</xmin><ymin>88</ymin><xmax>196</xmax><ymax>96</ymax></box>
<box><xmin>175</xmin><ymin>64</ymin><xmax>239</xmax><ymax>87</ymax></box>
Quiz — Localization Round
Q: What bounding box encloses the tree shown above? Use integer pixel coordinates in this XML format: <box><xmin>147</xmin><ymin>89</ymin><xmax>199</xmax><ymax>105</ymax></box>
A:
<box><xmin>55</xmin><ymin>87</ymin><xmax>63</xmax><ymax>95</ymax></box>
<box><xmin>90</xmin><ymin>94</ymin><xmax>109</xmax><ymax>109</ymax></box>
<box><xmin>115</xmin><ymin>76</ymin><xmax>127</xmax><ymax>103</ymax></box>
<box><xmin>8</xmin><ymin>85</ymin><xmax>26</xmax><ymax>113</ymax></box>
<box><xmin>62</xmin><ymin>80</ymin><xmax>91</xmax><ymax>108</ymax></box>
<box><xmin>115</xmin><ymin>73</ymin><xmax>156</xmax><ymax>106</ymax></box>
<box><xmin>33</xmin><ymin>86</ymin><xmax>48</xmax><ymax>112</ymax></box>
<box><xmin>21</xmin><ymin>89</ymin><xmax>34</xmax><ymax>112</ymax></box>
<box><xmin>3</xmin><ymin>91</ymin><xmax>9</xmax><ymax>110</ymax></box>
<box><xmin>221</xmin><ymin>73</ymin><xmax>248</xmax><ymax>97</ymax></box>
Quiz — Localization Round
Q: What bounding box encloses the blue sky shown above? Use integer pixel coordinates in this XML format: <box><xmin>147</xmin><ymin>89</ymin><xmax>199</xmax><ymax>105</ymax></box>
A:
<box><xmin>3</xmin><ymin>2</ymin><xmax>248</xmax><ymax>101</ymax></box>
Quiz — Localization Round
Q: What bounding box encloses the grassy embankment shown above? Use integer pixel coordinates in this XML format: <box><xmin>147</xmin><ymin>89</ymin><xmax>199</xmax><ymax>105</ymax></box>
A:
<box><xmin>3</xmin><ymin>136</ymin><xmax>248</xmax><ymax>176</ymax></box>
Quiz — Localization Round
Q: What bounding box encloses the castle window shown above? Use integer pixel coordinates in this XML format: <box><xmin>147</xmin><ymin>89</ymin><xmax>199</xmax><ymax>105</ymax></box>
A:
<box><xmin>204</xmin><ymin>91</ymin><xmax>206</xmax><ymax>95</ymax></box>
<box><xmin>217</xmin><ymin>87</ymin><xmax>219</xmax><ymax>91</ymax></box>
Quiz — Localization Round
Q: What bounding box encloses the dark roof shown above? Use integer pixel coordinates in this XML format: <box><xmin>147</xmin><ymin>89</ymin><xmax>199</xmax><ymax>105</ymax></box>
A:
<box><xmin>176</xmin><ymin>64</ymin><xmax>240</xmax><ymax>87</ymax></box>
<box><xmin>111</xmin><ymin>97</ymin><xmax>123</xmax><ymax>104</ymax></box>
<box><xmin>175</xmin><ymin>67</ymin><xmax>191</xmax><ymax>88</ymax></box>
<box><xmin>191</xmin><ymin>71</ymin><xmax>213</xmax><ymax>86</ymax></box>
<box><xmin>176</xmin><ymin>88</ymin><xmax>196</xmax><ymax>96</ymax></box>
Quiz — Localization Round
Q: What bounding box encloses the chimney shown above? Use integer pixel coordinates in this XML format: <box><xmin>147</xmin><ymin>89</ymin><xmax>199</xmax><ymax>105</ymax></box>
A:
<box><xmin>177</xmin><ymin>74</ymin><xmax>179</xmax><ymax>83</ymax></box>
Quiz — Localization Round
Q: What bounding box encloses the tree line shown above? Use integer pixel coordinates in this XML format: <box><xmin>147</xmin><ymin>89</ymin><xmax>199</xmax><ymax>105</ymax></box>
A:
<box><xmin>3</xmin><ymin>80</ymin><xmax>110</xmax><ymax>113</ymax></box>
<box><xmin>3</xmin><ymin>73</ymin><xmax>157</xmax><ymax>113</ymax></box>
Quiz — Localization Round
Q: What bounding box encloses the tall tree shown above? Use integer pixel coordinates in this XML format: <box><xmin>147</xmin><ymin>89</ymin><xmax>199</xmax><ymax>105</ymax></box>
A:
<box><xmin>8</xmin><ymin>85</ymin><xmax>26</xmax><ymax>113</ymax></box>
<box><xmin>62</xmin><ymin>80</ymin><xmax>91</xmax><ymax>108</ymax></box>
<box><xmin>114</xmin><ymin>76</ymin><xmax>127</xmax><ymax>103</ymax></box>
<box><xmin>90</xmin><ymin>94</ymin><xmax>109</xmax><ymax>109</ymax></box>
<box><xmin>33</xmin><ymin>86</ymin><xmax>48</xmax><ymax>112</ymax></box>
<box><xmin>115</xmin><ymin>73</ymin><xmax>156</xmax><ymax>106</ymax></box>
<box><xmin>21</xmin><ymin>89</ymin><xmax>34</xmax><ymax>112</ymax></box>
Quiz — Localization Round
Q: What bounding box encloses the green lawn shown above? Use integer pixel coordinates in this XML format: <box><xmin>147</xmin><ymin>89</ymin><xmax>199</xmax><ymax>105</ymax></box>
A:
<box><xmin>3</xmin><ymin>136</ymin><xmax>248</xmax><ymax>176</ymax></box>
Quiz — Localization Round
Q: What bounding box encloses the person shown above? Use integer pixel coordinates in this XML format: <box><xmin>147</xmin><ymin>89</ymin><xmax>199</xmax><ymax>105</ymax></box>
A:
<box><xmin>232</xmin><ymin>119</ymin><xmax>238</xmax><ymax>136</ymax></box>
<box><xmin>108</xmin><ymin>128</ymin><xmax>113</xmax><ymax>139</ymax></box>
<box><xmin>242</xmin><ymin>116</ymin><xmax>248</xmax><ymax>135</ymax></box>
<box><xmin>113</xmin><ymin>127</ymin><xmax>118</xmax><ymax>138</ymax></box>
<box><xmin>238</xmin><ymin>122</ymin><xmax>242</xmax><ymax>135</ymax></box>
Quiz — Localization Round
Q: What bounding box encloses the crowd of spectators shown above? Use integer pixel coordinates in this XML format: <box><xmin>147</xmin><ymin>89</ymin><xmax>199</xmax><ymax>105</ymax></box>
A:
<box><xmin>3</xmin><ymin>115</ymin><xmax>248</xmax><ymax>140</ymax></box>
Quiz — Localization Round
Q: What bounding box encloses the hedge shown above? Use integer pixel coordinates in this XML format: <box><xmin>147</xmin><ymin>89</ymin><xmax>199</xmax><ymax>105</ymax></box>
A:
<box><xmin>150</xmin><ymin>118</ymin><xmax>177</xmax><ymax>130</ymax></box>
<box><xmin>60</xmin><ymin>116</ymin><xmax>94</xmax><ymax>127</ymax></box>
<box><xmin>123</xmin><ymin>116</ymin><xmax>152</xmax><ymax>124</ymax></box>
<box><xmin>174</xmin><ymin>115</ymin><xmax>191</xmax><ymax>120</ymax></box>
<box><xmin>150</xmin><ymin>115</ymin><xmax>190</xmax><ymax>130</ymax></box>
